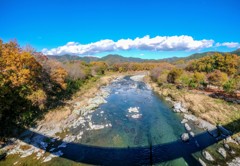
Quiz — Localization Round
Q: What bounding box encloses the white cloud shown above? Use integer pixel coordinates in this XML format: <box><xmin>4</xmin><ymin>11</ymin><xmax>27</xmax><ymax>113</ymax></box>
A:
<box><xmin>216</xmin><ymin>42</ymin><xmax>240</xmax><ymax>48</ymax></box>
<box><xmin>42</xmin><ymin>35</ymin><xmax>214</xmax><ymax>55</ymax></box>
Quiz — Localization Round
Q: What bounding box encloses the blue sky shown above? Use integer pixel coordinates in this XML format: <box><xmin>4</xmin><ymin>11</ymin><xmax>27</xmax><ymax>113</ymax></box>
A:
<box><xmin>0</xmin><ymin>0</ymin><xmax>240</xmax><ymax>59</ymax></box>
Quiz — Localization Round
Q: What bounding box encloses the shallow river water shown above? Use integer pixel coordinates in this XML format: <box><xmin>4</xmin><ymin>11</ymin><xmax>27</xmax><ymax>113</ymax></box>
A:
<box><xmin>62</xmin><ymin>76</ymin><xmax>198</xmax><ymax>165</ymax></box>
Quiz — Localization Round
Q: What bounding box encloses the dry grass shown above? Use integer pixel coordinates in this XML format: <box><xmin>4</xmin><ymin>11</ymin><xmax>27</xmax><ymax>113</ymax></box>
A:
<box><xmin>145</xmin><ymin>76</ymin><xmax>240</xmax><ymax>131</ymax></box>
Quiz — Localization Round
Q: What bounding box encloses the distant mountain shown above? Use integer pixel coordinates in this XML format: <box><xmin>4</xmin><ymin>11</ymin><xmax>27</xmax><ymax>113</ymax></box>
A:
<box><xmin>231</xmin><ymin>48</ymin><xmax>240</xmax><ymax>56</ymax></box>
<box><xmin>47</xmin><ymin>49</ymin><xmax>240</xmax><ymax>64</ymax></box>
<box><xmin>100</xmin><ymin>54</ymin><xmax>146</xmax><ymax>64</ymax></box>
<box><xmin>184</xmin><ymin>51</ymin><xmax>222</xmax><ymax>61</ymax></box>
<box><xmin>184</xmin><ymin>49</ymin><xmax>240</xmax><ymax>61</ymax></box>
<box><xmin>48</xmin><ymin>54</ymin><xmax>99</xmax><ymax>63</ymax></box>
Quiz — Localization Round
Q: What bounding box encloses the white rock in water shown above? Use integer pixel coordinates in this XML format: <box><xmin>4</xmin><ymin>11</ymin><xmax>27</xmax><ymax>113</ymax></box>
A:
<box><xmin>173</xmin><ymin>102</ymin><xmax>187</xmax><ymax>113</ymax></box>
<box><xmin>185</xmin><ymin>123</ymin><xmax>191</xmax><ymax>131</ymax></box>
<box><xmin>181</xmin><ymin>133</ymin><xmax>189</xmax><ymax>141</ymax></box>
<box><xmin>198</xmin><ymin>158</ymin><xmax>207</xmax><ymax>166</ymax></box>
<box><xmin>63</xmin><ymin>135</ymin><xmax>76</xmax><ymax>142</ymax></box>
<box><xmin>181</xmin><ymin>119</ymin><xmax>188</xmax><ymax>123</ymax></box>
<box><xmin>128</xmin><ymin>107</ymin><xmax>140</xmax><ymax>113</ymax></box>
<box><xmin>217</xmin><ymin>147</ymin><xmax>227</xmax><ymax>158</ymax></box>
<box><xmin>173</xmin><ymin>102</ymin><xmax>181</xmax><ymax>112</ymax></box>
<box><xmin>184</xmin><ymin>114</ymin><xmax>198</xmax><ymax>121</ymax></box>
<box><xmin>130</xmin><ymin>75</ymin><xmax>145</xmax><ymax>82</ymax></box>
<box><xmin>89</xmin><ymin>122</ymin><xmax>105</xmax><ymax>130</ymax></box>
<box><xmin>227</xmin><ymin>157</ymin><xmax>240</xmax><ymax>166</ymax></box>
<box><xmin>190</xmin><ymin>132</ymin><xmax>195</xmax><ymax>137</ymax></box>
<box><xmin>180</xmin><ymin>107</ymin><xmax>188</xmax><ymax>113</ymax></box>
<box><xmin>131</xmin><ymin>114</ymin><xmax>142</xmax><ymax>119</ymax></box>
<box><xmin>202</xmin><ymin>150</ymin><xmax>214</xmax><ymax>161</ymax></box>
<box><xmin>76</xmin><ymin>131</ymin><xmax>83</xmax><ymax>140</ymax></box>
<box><xmin>165</xmin><ymin>97</ymin><xmax>172</xmax><ymax>102</ymax></box>
<box><xmin>89</xmin><ymin>96</ymin><xmax>107</xmax><ymax>105</ymax></box>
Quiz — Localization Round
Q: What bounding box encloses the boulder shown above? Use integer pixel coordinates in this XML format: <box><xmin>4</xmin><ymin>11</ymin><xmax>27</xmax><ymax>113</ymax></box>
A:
<box><xmin>88</xmin><ymin>96</ymin><xmax>107</xmax><ymax>105</ymax></box>
<box><xmin>190</xmin><ymin>132</ymin><xmax>195</xmax><ymax>137</ymax></box>
<box><xmin>224</xmin><ymin>143</ymin><xmax>230</xmax><ymax>150</ymax></box>
<box><xmin>173</xmin><ymin>102</ymin><xmax>181</xmax><ymax>112</ymax></box>
<box><xmin>184</xmin><ymin>114</ymin><xmax>198</xmax><ymax>122</ymax></box>
<box><xmin>181</xmin><ymin>119</ymin><xmax>188</xmax><ymax>124</ymax></box>
<box><xmin>235</xmin><ymin>137</ymin><xmax>240</xmax><ymax>144</ymax></box>
<box><xmin>184</xmin><ymin>123</ymin><xmax>191</xmax><ymax>131</ymax></box>
<box><xmin>181</xmin><ymin>133</ymin><xmax>189</xmax><ymax>142</ymax></box>
<box><xmin>217</xmin><ymin>147</ymin><xmax>227</xmax><ymax>158</ymax></box>
<box><xmin>197</xmin><ymin>119</ymin><xmax>216</xmax><ymax>131</ymax></box>
<box><xmin>198</xmin><ymin>158</ymin><xmax>207</xmax><ymax>166</ymax></box>
<box><xmin>202</xmin><ymin>150</ymin><xmax>214</xmax><ymax>161</ymax></box>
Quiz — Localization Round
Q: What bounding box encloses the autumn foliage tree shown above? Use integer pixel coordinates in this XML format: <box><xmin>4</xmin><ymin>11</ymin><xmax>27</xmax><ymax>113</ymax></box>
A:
<box><xmin>207</xmin><ymin>70</ymin><xmax>228</xmax><ymax>87</ymax></box>
<box><xmin>186</xmin><ymin>53</ymin><xmax>239</xmax><ymax>75</ymax></box>
<box><xmin>0</xmin><ymin>40</ymin><xmax>69</xmax><ymax>136</ymax></box>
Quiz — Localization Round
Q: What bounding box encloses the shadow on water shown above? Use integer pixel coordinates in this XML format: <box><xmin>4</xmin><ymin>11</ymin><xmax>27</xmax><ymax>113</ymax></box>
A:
<box><xmin>8</xmin><ymin>118</ymin><xmax>240</xmax><ymax>166</ymax></box>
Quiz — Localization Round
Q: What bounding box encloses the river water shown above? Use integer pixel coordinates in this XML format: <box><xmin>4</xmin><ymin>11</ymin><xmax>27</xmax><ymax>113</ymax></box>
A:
<box><xmin>62</xmin><ymin>76</ymin><xmax>194</xmax><ymax>165</ymax></box>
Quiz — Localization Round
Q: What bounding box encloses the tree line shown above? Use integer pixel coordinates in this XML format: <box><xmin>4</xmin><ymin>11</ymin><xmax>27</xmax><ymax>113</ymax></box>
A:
<box><xmin>150</xmin><ymin>52</ymin><xmax>240</xmax><ymax>94</ymax></box>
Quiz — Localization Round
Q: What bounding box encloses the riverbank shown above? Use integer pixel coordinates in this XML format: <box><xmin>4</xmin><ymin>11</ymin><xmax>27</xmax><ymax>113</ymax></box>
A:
<box><xmin>144</xmin><ymin>75</ymin><xmax>240</xmax><ymax>165</ymax></box>
<box><xmin>0</xmin><ymin>72</ymin><xmax>133</xmax><ymax>165</ymax></box>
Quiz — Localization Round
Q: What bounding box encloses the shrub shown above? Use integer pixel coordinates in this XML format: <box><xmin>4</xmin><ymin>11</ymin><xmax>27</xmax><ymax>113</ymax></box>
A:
<box><xmin>167</xmin><ymin>68</ymin><xmax>183</xmax><ymax>84</ymax></box>
<box><xmin>207</xmin><ymin>70</ymin><xmax>228</xmax><ymax>87</ymax></box>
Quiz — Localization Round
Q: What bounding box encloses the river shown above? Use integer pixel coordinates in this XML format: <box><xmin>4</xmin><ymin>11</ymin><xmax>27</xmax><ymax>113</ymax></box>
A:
<box><xmin>61</xmin><ymin>76</ymin><xmax>195</xmax><ymax>165</ymax></box>
<box><xmin>1</xmin><ymin>75</ymin><xmax>220</xmax><ymax>166</ymax></box>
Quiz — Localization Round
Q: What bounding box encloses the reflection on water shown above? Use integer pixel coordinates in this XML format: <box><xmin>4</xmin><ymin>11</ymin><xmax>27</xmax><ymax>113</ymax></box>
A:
<box><xmin>67</xmin><ymin>76</ymin><xmax>187</xmax><ymax>165</ymax></box>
